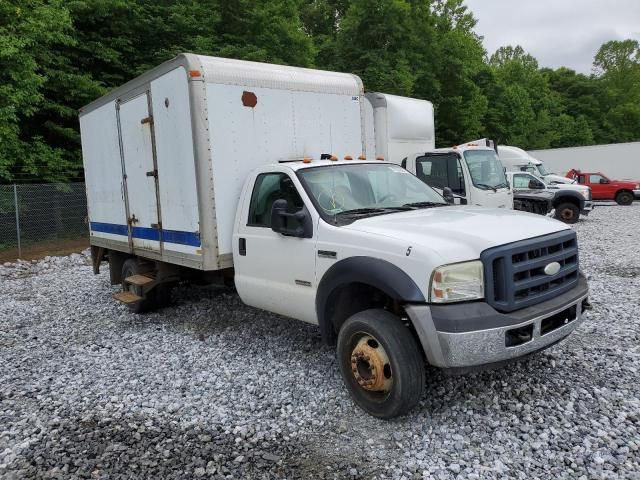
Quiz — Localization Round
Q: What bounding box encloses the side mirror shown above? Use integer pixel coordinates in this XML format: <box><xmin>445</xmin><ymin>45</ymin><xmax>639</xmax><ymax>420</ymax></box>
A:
<box><xmin>443</xmin><ymin>187</ymin><xmax>455</xmax><ymax>204</ymax></box>
<box><xmin>270</xmin><ymin>199</ymin><xmax>312</xmax><ymax>238</ymax></box>
<box><xmin>529</xmin><ymin>180</ymin><xmax>544</xmax><ymax>189</ymax></box>
<box><xmin>599</xmin><ymin>178</ymin><xmax>608</xmax><ymax>184</ymax></box>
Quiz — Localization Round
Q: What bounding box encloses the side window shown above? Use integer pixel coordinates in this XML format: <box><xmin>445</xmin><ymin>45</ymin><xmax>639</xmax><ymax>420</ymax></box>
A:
<box><xmin>401</xmin><ymin>157</ymin><xmax>407</xmax><ymax>169</ymax></box>
<box><xmin>248</xmin><ymin>173</ymin><xmax>304</xmax><ymax>228</ymax></box>
<box><xmin>416</xmin><ymin>155</ymin><xmax>465</xmax><ymax>196</ymax></box>
<box><xmin>577</xmin><ymin>175</ymin><xmax>585</xmax><ymax>184</ymax></box>
<box><xmin>512</xmin><ymin>174</ymin><xmax>531</xmax><ymax>189</ymax></box>
<box><xmin>589</xmin><ymin>174</ymin><xmax>604</xmax><ymax>184</ymax></box>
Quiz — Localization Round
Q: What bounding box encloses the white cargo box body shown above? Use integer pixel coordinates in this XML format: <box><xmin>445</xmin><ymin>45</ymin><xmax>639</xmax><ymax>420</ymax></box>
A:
<box><xmin>364</xmin><ymin>92</ymin><xmax>435</xmax><ymax>164</ymax></box>
<box><xmin>80</xmin><ymin>54</ymin><xmax>365</xmax><ymax>271</ymax></box>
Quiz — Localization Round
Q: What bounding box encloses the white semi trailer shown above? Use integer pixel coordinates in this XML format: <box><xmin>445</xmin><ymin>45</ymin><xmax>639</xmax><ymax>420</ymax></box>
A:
<box><xmin>530</xmin><ymin>142</ymin><xmax>640</xmax><ymax>182</ymax></box>
<box><xmin>80</xmin><ymin>54</ymin><xmax>590</xmax><ymax>418</ymax></box>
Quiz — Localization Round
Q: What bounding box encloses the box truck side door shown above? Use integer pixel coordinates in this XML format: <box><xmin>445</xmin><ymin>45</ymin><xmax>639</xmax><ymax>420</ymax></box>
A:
<box><xmin>118</xmin><ymin>93</ymin><xmax>162</xmax><ymax>252</ymax></box>
<box><xmin>232</xmin><ymin>169</ymin><xmax>318</xmax><ymax>324</ymax></box>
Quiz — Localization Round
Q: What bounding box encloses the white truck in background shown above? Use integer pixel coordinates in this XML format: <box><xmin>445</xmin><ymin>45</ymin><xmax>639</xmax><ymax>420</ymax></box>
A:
<box><xmin>498</xmin><ymin>145</ymin><xmax>571</xmax><ymax>184</ymax></box>
<box><xmin>80</xmin><ymin>54</ymin><xmax>590</xmax><ymax>419</ymax></box>
<box><xmin>498</xmin><ymin>145</ymin><xmax>594</xmax><ymax>222</ymax></box>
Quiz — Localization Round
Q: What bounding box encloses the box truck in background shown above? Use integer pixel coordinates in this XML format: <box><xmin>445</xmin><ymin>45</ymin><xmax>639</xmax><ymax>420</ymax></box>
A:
<box><xmin>80</xmin><ymin>54</ymin><xmax>589</xmax><ymax>418</ymax></box>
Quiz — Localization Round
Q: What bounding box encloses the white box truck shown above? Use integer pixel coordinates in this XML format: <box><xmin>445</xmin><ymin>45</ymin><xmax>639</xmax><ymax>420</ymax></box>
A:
<box><xmin>80</xmin><ymin>54</ymin><xmax>590</xmax><ymax>418</ymax></box>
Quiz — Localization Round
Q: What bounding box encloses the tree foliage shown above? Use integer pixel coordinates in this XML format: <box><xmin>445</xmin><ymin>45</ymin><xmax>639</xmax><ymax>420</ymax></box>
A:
<box><xmin>0</xmin><ymin>0</ymin><xmax>638</xmax><ymax>182</ymax></box>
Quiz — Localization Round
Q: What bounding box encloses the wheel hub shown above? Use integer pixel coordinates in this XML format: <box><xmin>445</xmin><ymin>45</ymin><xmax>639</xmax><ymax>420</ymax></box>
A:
<box><xmin>350</xmin><ymin>335</ymin><xmax>392</xmax><ymax>392</ymax></box>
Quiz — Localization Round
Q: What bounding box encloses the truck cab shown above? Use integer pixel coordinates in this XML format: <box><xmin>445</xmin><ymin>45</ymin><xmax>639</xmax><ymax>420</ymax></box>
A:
<box><xmin>507</xmin><ymin>171</ymin><xmax>588</xmax><ymax>223</ymax></box>
<box><xmin>401</xmin><ymin>145</ymin><xmax>513</xmax><ymax>209</ymax></box>
<box><xmin>567</xmin><ymin>169</ymin><xmax>639</xmax><ymax>205</ymax></box>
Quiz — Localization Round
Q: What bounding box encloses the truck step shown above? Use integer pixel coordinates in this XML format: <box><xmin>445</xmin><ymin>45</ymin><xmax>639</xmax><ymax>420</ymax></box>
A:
<box><xmin>124</xmin><ymin>274</ymin><xmax>154</xmax><ymax>286</ymax></box>
<box><xmin>113</xmin><ymin>291</ymin><xmax>143</xmax><ymax>304</ymax></box>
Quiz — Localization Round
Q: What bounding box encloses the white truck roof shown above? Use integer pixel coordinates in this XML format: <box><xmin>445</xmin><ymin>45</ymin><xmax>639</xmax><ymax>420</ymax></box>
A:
<box><xmin>364</xmin><ymin>92</ymin><xmax>435</xmax><ymax>163</ymax></box>
<box><xmin>497</xmin><ymin>145</ymin><xmax>542</xmax><ymax>166</ymax></box>
<box><xmin>81</xmin><ymin>53</ymin><xmax>363</xmax><ymax>115</ymax></box>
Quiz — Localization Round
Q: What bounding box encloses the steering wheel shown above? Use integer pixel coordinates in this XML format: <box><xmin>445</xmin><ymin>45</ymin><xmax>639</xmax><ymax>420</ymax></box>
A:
<box><xmin>317</xmin><ymin>190</ymin><xmax>346</xmax><ymax>213</ymax></box>
<box><xmin>377</xmin><ymin>193</ymin><xmax>398</xmax><ymax>205</ymax></box>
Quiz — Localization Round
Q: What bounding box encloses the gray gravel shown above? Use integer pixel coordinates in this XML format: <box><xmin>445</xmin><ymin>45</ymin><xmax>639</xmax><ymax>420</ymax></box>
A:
<box><xmin>1</xmin><ymin>203</ymin><xmax>639</xmax><ymax>479</ymax></box>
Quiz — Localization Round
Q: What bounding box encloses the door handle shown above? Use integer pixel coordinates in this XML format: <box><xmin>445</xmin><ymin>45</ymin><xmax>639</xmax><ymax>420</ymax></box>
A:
<box><xmin>239</xmin><ymin>238</ymin><xmax>246</xmax><ymax>256</ymax></box>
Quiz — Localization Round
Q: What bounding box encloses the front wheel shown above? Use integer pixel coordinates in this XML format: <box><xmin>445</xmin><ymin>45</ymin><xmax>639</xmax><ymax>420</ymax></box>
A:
<box><xmin>337</xmin><ymin>309</ymin><xmax>425</xmax><ymax>419</ymax></box>
<box><xmin>615</xmin><ymin>191</ymin><xmax>633</xmax><ymax>206</ymax></box>
<box><xmin>555</xmin><ymin>202</ymin><xmax>580</xmax><ymax>224</ymax></box>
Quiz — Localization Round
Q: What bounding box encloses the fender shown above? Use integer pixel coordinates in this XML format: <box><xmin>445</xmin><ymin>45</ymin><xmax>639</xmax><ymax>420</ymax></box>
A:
<box><xmin>316</xmin><ymin>256</ymin><xmax>425</xmax><ymax>343</ymax></box>
<box><xmin>551</xmin><ymin>190</ymin><xmax>585</xmax><ymax>211</ymax></box>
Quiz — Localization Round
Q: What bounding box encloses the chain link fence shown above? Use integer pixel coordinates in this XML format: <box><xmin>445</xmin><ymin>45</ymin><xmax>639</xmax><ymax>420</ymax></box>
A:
<box><xmin>0</xmin><ymin>183</ymin><xmax>88</xmax><ymax>261</ymax></box>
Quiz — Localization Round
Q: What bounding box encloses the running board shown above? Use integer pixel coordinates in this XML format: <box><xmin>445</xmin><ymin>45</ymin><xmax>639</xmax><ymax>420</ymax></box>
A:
<box><xmin>113</xmin><ymin>291</ymin><xmax>143</xmax><ymax>304</ymax></box>
<box><xmin>124</xmin><ymin>274</ymin><xmax>154</xmax><ymax>286</ymax></box>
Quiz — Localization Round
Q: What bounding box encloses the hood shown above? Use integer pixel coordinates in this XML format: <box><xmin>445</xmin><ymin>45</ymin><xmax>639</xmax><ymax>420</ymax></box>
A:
<box><xmin>342</xmin><ymin>206</ymin><xmax>569</xmax><ymax>262</ymax></box>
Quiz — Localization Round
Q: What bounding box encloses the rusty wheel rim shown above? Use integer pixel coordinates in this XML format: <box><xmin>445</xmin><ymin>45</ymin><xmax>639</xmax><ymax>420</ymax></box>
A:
<box><xmin>560</xmin><ymin>208</ymin><xmax>574</xmax><ymax>221</ymax></box>
<box><xmin>349</xmin><ymin>335</ymin><xmax>393</xmax><ymax>393</ymax></box>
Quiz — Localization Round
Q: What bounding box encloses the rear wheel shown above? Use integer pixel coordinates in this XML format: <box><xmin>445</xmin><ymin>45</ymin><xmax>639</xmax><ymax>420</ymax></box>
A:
<box><xmin>337</xmin><ymin>309</ymin><xmax>425</xmax><ymax>419</ymax></box>
<box><xmin>121</xmin><ymin>259</ymin><xmax>157</xmax><ymax>313</ymax></box>
<box><xmin>554</xmin><ymin>202</ymin><xmax>580</xmax><ymax>224</ymax></box>
<box><xmin>615</xmin><ymin>191</ymin><xmax>633</xmax><ymax>206</ymax></box>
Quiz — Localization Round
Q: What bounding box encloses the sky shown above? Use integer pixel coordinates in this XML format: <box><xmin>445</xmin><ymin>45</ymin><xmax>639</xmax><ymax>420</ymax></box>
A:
<box><xmin>464</xmin><ymin>0</ymin><xmax>640</xmax><ymax>74</ymax></box>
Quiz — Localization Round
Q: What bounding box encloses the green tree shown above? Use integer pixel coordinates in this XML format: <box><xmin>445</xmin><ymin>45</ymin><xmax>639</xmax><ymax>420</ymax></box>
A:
<box><xmin>0</xmin><ymin>0</ymin><xmax>77</xmax><ymax>182</ymax></box>
<box><xmin>593</xmin><ymin>39</ymin><xmax>640</xmax><ymax>143</ymax></box>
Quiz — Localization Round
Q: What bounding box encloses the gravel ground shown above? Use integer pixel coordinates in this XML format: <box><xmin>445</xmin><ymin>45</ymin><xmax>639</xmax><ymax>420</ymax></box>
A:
<box><xmin>1</xmin><ymin>203</ymin><xmax>639</xmax><ymax>480</ymax></box>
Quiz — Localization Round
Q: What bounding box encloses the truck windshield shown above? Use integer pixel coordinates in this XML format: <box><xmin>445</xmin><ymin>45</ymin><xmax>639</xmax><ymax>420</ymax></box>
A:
<box><xmin>297</xmin><ymin>163</ymin><xmax>447</xmax><ymax>222</ymax></box>
<box><xmin>535</xmin><ymin>163</ymin><xmax>549</xmax><ymax>176</ymax></box>
<box><xmin>463</xmin><ymin>150</ymin><xmax>508</xmax><ymax>190</ymax></box>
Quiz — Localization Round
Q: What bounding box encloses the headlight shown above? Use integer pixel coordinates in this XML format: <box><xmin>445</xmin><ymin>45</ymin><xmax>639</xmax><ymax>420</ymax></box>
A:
<box><xmin>429</xmin><ymin>260</ymin><xmax>484</xmax><ymax>303</ymax></box>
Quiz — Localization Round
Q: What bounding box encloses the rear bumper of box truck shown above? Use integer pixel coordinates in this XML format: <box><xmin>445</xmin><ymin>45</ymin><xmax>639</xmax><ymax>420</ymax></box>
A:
<box><xmin>405</xmin><ymin>274</ymin><xmax>589</xmax><ymax>369</ymax></box>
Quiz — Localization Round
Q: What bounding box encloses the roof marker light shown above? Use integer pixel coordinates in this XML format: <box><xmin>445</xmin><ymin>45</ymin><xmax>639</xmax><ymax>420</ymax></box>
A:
<box><xmin>188</xmin><ymin>70</ymin><xmax>202</xmax><ymax>78</ymax></box>
<box><xmin>303</xmin><ymin>157</ymin><xmax>312</xmax><ymax>164</ymax></box>
<box><xmin>344</xmin><ymin>155</ymin><xmax>353</xmax><ymax>161</ymax></box>
<box><xmin>358</xmin><ymin>154</ymin><xmax>366</xmax><ymax>160</ymax></box>
<box><xmin>330</xmin><ymin>155</ymin><xmax>338</xmax><ymax>161</ymax></box>
<box><xmin>376</xmin><ymin>156</ymin><xmax>385</xmax><ymax>161</ymax></box>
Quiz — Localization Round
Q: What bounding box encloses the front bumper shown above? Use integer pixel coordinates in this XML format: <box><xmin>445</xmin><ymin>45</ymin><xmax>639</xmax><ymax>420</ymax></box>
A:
<box><xmin>581</xmin><ymin>201</ymin><xmax>594</xmax><ymax>215</ymax></box>
<box><xmin>406</xmin><ymin>275</ymin><xmax>589</xmax><ymax>369</ymax></box>
<box><xmin>633</xmin><ymin>189</ymin><xmax>640</xmax><ymax>199</ymax></box>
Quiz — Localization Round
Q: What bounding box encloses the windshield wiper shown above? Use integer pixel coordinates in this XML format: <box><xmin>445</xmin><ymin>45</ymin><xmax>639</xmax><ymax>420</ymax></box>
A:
<box><xmin>475</xmin><ymin>183</ymin><xmax>497</xmax><ymax>192</ymax></box>
<box><xmin>336</xmin><ymin>206</ymin><xmax>414</xmax><ymax>216</ymax></box>
<box><xmin>403</xmin><ymin>201</ymin><xmax>448</xmax><ymax>208</ymax></box>
<box><xmin>493</xmin><ymin>182</ymin><xmax>509</xmax><ymax>189</ymax></box>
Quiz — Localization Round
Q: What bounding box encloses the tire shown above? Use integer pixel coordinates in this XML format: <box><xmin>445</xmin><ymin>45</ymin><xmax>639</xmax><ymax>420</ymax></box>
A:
<box><xmin>337</xmin><ymin>309</ymin><xmax>425</xmax><ymax>419</ymax></box>
<box><xmin>554</xmin><ymin>202</ymin><xmax>580</xmax><ymax>224</ymax></box>
<box><xmin>121</xmin><ymin>258</ymin><xmax>156</xmax><ymax>313</ymax></box>
<box><xmin>615</xmin><ymin>191</ymin><xmax>633</xmax><ymax>206</ymax></box>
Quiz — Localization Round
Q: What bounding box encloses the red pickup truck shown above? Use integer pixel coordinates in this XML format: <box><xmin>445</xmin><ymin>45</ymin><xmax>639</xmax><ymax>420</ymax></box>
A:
<box><xmin>566</xmin><ymin>169</ymin><xmax>640</xmax><ymax>205</ymax></box>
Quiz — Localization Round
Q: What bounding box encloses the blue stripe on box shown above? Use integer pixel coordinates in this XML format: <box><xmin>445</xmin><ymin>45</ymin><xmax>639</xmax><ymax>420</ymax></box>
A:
<box><xmin>90</xmin><ymin>222</ymin><xmax>201</xmax><ymax>247</ymax></box>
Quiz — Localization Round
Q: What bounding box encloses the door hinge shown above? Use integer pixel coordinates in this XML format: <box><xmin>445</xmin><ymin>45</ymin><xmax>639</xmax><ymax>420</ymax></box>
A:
<box><xmin>141</xmin><ymin>115</ymin><xmax>154</xmax><ymax>125</ymax></box>
<box><xmin>146</xmin><ymin>169</ymin><xmax>158</xmax><ymax>178</ymax></box>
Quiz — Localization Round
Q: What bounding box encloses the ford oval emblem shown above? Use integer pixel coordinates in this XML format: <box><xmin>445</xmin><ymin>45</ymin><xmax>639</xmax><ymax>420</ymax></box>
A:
<box><xmin>544</xmin><ymin>262</ymin><xmax>561</xmax><ymax>276</ymax></box>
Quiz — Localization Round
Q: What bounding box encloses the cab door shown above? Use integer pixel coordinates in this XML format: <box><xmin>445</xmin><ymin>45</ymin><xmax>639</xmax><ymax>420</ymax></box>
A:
<box><xmin>232</xmin><ymin>170</ymin><xmax>318</xmax><ymax>324</ymax></box>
